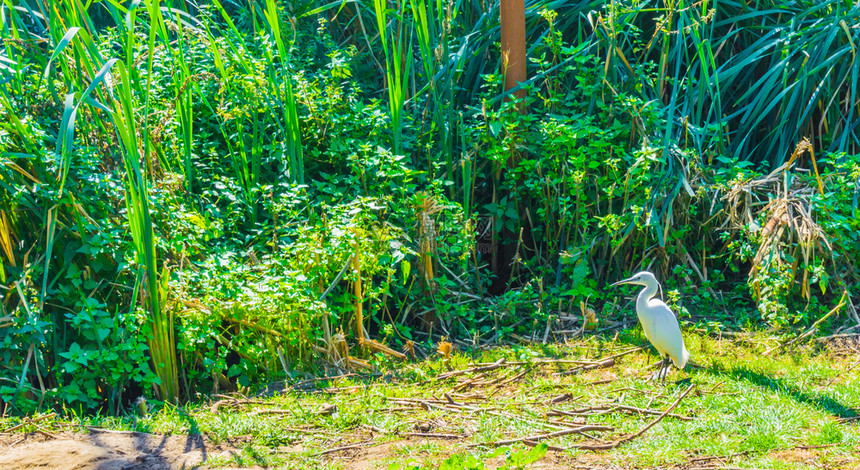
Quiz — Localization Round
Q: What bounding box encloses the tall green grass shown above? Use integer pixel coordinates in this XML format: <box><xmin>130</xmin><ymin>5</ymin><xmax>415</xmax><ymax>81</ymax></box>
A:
<box><xmin>373</xmin><ymin>0</ymin><xmax>412</xmax><ymax>156</ymax></box>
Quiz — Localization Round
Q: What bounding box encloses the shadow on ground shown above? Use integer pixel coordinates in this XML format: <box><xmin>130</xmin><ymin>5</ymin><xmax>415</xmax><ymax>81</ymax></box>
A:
<box><xmin>703</xmin><ymin>362</ymin><xmax>859</xmax><ymax>420</ymax></box>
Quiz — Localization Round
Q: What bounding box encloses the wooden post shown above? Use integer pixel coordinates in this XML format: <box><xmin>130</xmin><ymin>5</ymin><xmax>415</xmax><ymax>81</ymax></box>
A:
<box><xmin>500</xmin><ymin>0</ymin><xmax>527</xmax><ymax>100</ymax></box>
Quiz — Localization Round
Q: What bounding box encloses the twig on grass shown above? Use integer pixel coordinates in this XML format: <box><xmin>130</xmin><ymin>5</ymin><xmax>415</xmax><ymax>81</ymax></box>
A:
<box><xmin>479</xmin><ymin>425</ymin><xmax>614</xmax><ymax>447</ymax></box>
<box><xmin>554</xmin><ymin>358</ymin><xmax>616</xmax><ymax>376</ymax></box>
<box><xmin>209</xmin><ymin>398</ymin><xmax>268</xmax><ymax>414</ymax></box>
<box><xmin>548</xmin><ymin>405</ymin><xmax>692</xmax><ymax>421</ymax></box>
<box><xmin>406</xmin><ymin>432</ymin><xmax>466</xmax><ymax>439</ymax></box>
<box><xmin>683</xmin><ymin>450</ymin><xmax>750</xmax><ymax>466</ymax></box>
<box><xmin>569</xmin><ymin>384</ymin><xmax>696</xmax><ymax>450</ymax></box>
<box><xmin>3</xmin><ymin>414</ymin><xmax>60</xmax><ymax>440</ymax></box>
<box><xmin>315</xmin><ymin>439</ymin><xmax>374</xmax><ymax>456</ymax></box>
<box><xmin>824</xmin><ymin>358</ymin><xmax>860</xmax><ymax>387</ymax></box>
<box><xmin>1</xmin><ymin>413</ymin><xmax>57</xmax><ymax>433</ymax></box>
<box><xmin>522</xmin><ymin>439</ymin><xmax>566</xmax><ymax>452</ymax></box>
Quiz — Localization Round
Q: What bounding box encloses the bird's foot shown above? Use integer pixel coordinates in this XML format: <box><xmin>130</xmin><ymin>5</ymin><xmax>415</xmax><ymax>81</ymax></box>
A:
<box><xmin>649</xmin><ymin>357</ymin><xmax>671</xmax><ymax>382</ymax></box>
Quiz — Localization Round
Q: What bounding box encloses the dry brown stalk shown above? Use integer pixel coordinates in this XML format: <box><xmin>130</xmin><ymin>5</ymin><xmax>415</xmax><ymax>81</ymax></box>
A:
<box><xmin>292</xmin><ymin>373</ymin><xmax>359</xmax><ymax>389</ymax></box>
<box><xmin>721</xmin><ymin>140</ymin><xmax>836</xmax><ymax>306</ymax></box>
<box><xmin>683</xmin><ymin>450</ymin><xmax>750</xmax><ymax>466</ymax></box>
<box><xmin>606</xmin><ymin>405</ymin><xmax>693</xmax><ymax>420</ymax></box>
<box><xmin>310</xmin><ymin>344</ymin><xmax>371</xmax><ymax>370</ymax></box>
<box><xmin>352</xmin><ymin>240</ymin><xmax>364</xmax><ymax>342</ymax></box>
<box><xmin>360</xmin><ymin>338</ymin><xmax>407</xmax><ymax>360</ymax></box>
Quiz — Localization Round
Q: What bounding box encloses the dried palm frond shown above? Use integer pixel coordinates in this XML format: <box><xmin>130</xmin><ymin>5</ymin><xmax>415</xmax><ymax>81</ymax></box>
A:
<box><xmin>722</xmin><ymin>140</ymin><xmax>834</xmax><ymax>303</ymax></box>
<box><xmin>414</xmin><ymin>192</ymin><xmax>445</xmax><ymax>286</ymax></box>
<box><xmin>436</xmin><ymin>337</ymin><xmax>453</xmax><ymax>359</ymax></box>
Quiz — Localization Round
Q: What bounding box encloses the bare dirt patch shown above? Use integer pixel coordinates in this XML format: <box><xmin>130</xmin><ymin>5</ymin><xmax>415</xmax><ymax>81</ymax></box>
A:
<box><xmin>768</xmin><ymin>447</ymin><xmax>860</xmax><ymax>470</ymax></box>
<box><xmin>0</xmin><ymin>431</ymin><xmax>255</xmax><ymax>470</ymax></box>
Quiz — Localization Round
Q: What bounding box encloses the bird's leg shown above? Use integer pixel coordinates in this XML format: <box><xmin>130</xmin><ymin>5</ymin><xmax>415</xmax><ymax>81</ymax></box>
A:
<box><xmin>650</xmin><ymin>355</ymin><xmax>666</xmax><ymax>382</ymax></box>
<box><xmin>659</xmin><ymin>356</ymin><xmax>670</xmax><ymax>382</ymax></box>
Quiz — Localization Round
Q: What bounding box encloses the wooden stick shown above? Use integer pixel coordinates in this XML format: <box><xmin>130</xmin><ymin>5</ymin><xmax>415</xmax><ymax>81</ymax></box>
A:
<box><xmin>554</xmin><ymin>358</ymin><xmax>615</xmax><ymax>376</ymax></box>
<box><xmin>824</xmin><ymin>358</ymin><xmax>860</xmax><ymax>387</ymax></box>
<box><xmin>315</xmin><ymin>440</ymin><xmax>373</xmax><ymax>456</ymax></box>
<box><xmin>360</xmin><ymin>338</ymin><xmax>407</xmax><ymax>360</ymax></box>
<box><xmin>406</xmin><ymin>432</ymin><xmax>465</xmax><ymax>439</ymax></box>
<box><xmin>522</xmin><ymin>439</ymin><xmax>566</xmax><ymax>452</ymax></box>
<box><xmin>549</xmin><ymin>405</ymin><xmax>692</xmax><ymax>421</ymax></box>
<box><xmin>685</xmin><ymin>450</ymin><xmax>750</xmax><ymax>465</ymax></box>
<box><xmin>484</xmin><ymin>425</ymin><xmax>614</xmax><ymax>447</ymax></box>
<box><xmin>569</xmin><ymin>383</ymin><xmax>696</xmax><ymax>450</ymax></box>
<box><xmin>436</xmin><ymin>358</ymin><xmax>507</xmax><ymax>380</ymax></box>
<box><xmin>2</xmin><ymin>413</ymin><xmax>56</xmax><ymax>433</ymax></box>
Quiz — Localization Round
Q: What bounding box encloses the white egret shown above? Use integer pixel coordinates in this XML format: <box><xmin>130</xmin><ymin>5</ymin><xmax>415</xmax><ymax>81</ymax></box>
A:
<box><xmin>611</xmin><ymin>271</ymin><xmax>689</xmax><ymax>381</ymax></box>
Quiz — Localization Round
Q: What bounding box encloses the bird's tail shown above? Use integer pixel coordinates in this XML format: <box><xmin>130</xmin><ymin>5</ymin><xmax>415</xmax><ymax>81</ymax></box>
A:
<box><xmin>674</xmin><ymin>347</ymin><xmax>690</xmax><ymax>370</ymax></box>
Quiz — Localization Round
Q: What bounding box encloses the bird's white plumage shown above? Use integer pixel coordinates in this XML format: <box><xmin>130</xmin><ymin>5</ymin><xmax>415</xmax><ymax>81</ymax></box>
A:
<box><xmin>612</xmin><ymin>271</ymin><xmax>689</xmax><ymax>371</ymax></box>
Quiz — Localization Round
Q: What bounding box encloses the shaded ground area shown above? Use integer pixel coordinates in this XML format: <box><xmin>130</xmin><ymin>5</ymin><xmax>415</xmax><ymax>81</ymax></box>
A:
<box><xmin>0</xmin><ymin>430</ymin><xmax>261</xmax><ymax>470</ymax></box>
<box><xmin>1</xmin><ymin>331</ymin><xmax>859</xmax><ymax>469</ymax></box>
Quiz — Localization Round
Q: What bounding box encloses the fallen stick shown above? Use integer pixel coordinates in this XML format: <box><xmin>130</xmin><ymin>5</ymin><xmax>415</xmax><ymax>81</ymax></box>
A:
<box><xmin>2</xmin><ymin>413</ymin><xmax>57</xmax><ymax>433</ymax></box>
<box><xmin>612</xmin><ymin>404</ymin><xmax>693</xmax><ymax>421</ymax></box>
<box><xmin>210</xmin><ymin>398</ymin><xmax>267</xmax><ymax>414</ymax></box>
<box><xmin>250</xmin><ymin>409</ymin><xmax>293</xmax><ymax>416</ymax></box>
<box><xmin>522</xmin><ymin>439</ymin><xmax>566</xmax><ymax>452</ymax></box>
<box><xmin>315</xmin><ymin>440</ymin><xmax>373</xmax><ymax>456</ymax></box>
<box><xmin>360</xmin><ymin>338</ymin><xmax>407</xmax><ymax>360</ymax></box>
<box><xmin>569</xmin><ymin>383</ymin><xmax>696</xmax><ymax>450</ymax></box>
<box><xmin>684</xmin><ymin>450</ymin><xmax>750</xmax><ymax>465</ymax></box>
<box><xmin>483</xmin><ymin>425</ymin><xmax>614</xmax><ymax>447</ymax></box>
<box><xmin>548</xmin><ymin>405</ymin><xmax>692</xmax><ymax>421</ymax></box>
<box><xmin>406</xmin><ymin>432</ymin><xmax>465</xmax><ymax>439</ymax></box>
<box><xmin>794</xmin><ymin>443</ymin><xmax>839</xmax><ymax>450</ymax></box>
<box><xmin>495</xmin><ymin>369</ymin><xmax>528</xmax><ymax>387</ymax></box>
<box><xmin>824</xmin><ymin>358</ymin><xmax>860</xmax><ymax>387</ymax></box>
<box><xmin>600</xmin><ymin>346</ymin><xmax>646</xmax><ymax>362</ymax></box>
<box><xmin>435</xmin><ymin>358</ymin><xmax>507</xmax><ymax>381</ymax></box>
<box><xmin>554</xmin><ymin>358</ymin><xmax>616</xmax><ymax>376</ymax></box>
<box><xmin>815</xmin><ymin>332</ymin><xmax>860</xmax><ymax>342</ymax></box>
<box><xmin>32</xmin><ymin>427</ymin><xmax>59</xmax><ymax>440</ymax></box>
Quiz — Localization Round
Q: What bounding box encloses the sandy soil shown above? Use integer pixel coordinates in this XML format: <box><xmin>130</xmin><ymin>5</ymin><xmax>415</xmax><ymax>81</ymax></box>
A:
<box><xmin>0</xmin><ymin>430</ymin><xmax>258</xmax><ymax>470</ymax></box>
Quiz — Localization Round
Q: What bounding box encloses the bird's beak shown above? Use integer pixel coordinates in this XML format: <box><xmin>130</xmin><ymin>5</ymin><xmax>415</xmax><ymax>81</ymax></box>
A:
<box><xmin>610</xmin><ymin>277</ymin><xmax>636</xmax><ymax>287</ymax></box>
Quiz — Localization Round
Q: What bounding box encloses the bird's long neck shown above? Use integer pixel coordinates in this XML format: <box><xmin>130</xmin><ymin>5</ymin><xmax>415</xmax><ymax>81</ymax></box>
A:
<box><xmin>636</xmin><ymin>282</ymin><xmax>659</xmax><ymax>314</ymax></box>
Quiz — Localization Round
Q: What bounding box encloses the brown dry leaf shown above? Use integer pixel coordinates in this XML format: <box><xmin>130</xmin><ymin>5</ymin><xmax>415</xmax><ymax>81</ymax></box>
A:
<box><xmin>437</xmin><ymin>338</ymin><xmax>453</xmax><ymax>359</ymax></box>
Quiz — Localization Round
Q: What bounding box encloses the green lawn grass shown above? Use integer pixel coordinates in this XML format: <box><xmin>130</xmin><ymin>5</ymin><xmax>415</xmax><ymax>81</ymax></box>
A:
<box><xmin>2</xmin><ymin>331</ymin><xmax>858</xmax><ymax>469</ymax></box>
